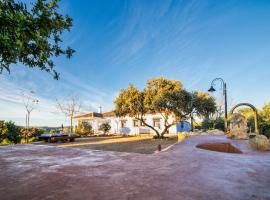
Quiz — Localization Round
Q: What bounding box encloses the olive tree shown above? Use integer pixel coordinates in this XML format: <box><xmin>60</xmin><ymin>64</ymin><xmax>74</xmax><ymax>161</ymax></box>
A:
<box><xmin>184</xmin><ymin>91</ymin><xmax>216</xmax><ymax>131</ymax></box>
<box><xmin>193</xmin><ymin>91</ymin><xmax>216</xmax><ymax>119</ymax></box>
<box><xmin>114</xmin><ymin>77</ymin><xmax>193</xmax><ymax>138</ymax></box>
<box><xmin>0</xmin><ymin>0</ymin><xmax>75</xmax><ymax>79</ymax></box>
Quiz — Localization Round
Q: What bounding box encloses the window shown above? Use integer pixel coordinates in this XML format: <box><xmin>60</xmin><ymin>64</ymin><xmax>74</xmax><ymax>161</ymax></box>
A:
<box><xmin>133</xmin><ymin>120</ymin><xmax>140</xmax><ymax>127</ymax></box>
<box><xmin>153</xmin><ymin>118</ymin><xmax>161</xmax><ymax>129</ymax></box>
<box><xmin>181</xmin><ymin>122</ymin><xmax>184</xmax><ymax>128</ymax></box>
<box><xmin>121</xmin><ymin>120</ymin><xmax>127</xmax><ymax>128</ymax></box>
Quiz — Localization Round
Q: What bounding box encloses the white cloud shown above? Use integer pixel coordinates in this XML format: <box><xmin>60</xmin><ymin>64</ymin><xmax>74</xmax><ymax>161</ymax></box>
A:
<box><xmin>0</xmin><ymin>69</ymin><xmax>116</xmax><ymax>126</ymax></box>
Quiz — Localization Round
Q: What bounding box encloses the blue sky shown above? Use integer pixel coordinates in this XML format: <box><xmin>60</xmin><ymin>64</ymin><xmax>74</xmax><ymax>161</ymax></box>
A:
<box><xmin>1</xmin><ymin>0</ymin><xmax>270</xmax><ymax>126</ymax></box>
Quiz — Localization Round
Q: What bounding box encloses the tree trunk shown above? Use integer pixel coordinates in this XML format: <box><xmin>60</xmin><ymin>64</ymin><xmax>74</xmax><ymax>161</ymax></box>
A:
<box><xmin>160</xmin><ymin>126</ymin><xmax>170</xmax><ymax>138</ymax></box>
<box><xmin>139</xmin><ymin>117</ymin><xmax>160</xmax><ymax>138</ymax></box>
<box><xmin>70</xmin><ymin>116</ymin><xmax>73</xmax><ymax>133</ymax></box>
<box><xmin>27</xmin><ymin>112</ymin><xmax>30</xmax><ymax>143</ymax></box>
<box><xmin>190</xmin><ymin>113</ymin><xmax>194</xmax><ymax>132</ymax></box>
<box><xmin>25</xmin><ymin>114</ymin><xmax>28</xmax><ymax>143</ymax></box>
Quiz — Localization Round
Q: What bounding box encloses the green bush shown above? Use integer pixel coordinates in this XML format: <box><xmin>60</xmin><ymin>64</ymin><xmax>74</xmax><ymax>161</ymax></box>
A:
<box><xmin>20</xmin><ymin>137</ymin><xmax>38</xmax><ymax>144</ymax></box>
<box><xmin>213</xmin><ymin>118</ymin><xmax>225</xmax><ymax>131</ymax></box>
<box><xmin>0</xmin><ymin>120</ymin><xmax>6</xmax><ymax>143</ymax></box>
<box><xmin>1</xmin><ymin>138</ymin><xmax>12</xmax><ymax>145</ymax></box>
<box><xmin>201</xmin><ymin>119</ymin><xmax>214</xmax><ymax>131</ymax></box>
<box><xmin>50</xmin><ymin>129</ymin><xmax>60</xmax><ymax>134</ymax></box>
<box><xmin>0</xmin><ymin>121</ymin><xmax>21</xmax><ymax>144</ymax></box>
<box><xmin>76</xmin><ymin>122</ymin><xmax>93</xmax><ymax>136</ymax></box>
<box><xmin>201</xmin><ymin>118</ymin><xmax>225</xmax><ymax>131</ymax></box>
<box><xmin>99</xmin><ymin>122</ymin><xmax>111</xmax><ymax>134</ymax></box>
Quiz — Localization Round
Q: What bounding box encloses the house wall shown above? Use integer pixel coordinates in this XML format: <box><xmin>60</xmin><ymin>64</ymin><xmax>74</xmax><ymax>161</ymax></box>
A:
<box><xmin>76</xmin><ymin>113</ymin><xmax>179</xmax><ymax>135</ymax></box>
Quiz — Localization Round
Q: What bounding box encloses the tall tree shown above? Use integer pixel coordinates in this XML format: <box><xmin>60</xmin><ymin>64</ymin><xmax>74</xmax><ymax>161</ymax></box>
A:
<box><xmin>261</xmin><ymin>103</ymin><xmax>270</xmax><ymax>124</ymax></box>
<box><xmin>193</xmin><ymin>91</ymin><xmax>216</xmax><ymax>119</ymax></box>
<box><xmin>0</xmin><ymin>0</ymin><xmax>75</xmax><ymax>79</ymax></box>
<box><xmin>188</xmin><ymin>91</ymin><xmax>216</xmax><ymax>131</ymax></box>
<box><xmin>260</xmin><ymin>103</ymin><xmax>270</xmax><ymax>134</ymax></box>
<box><xmin>114</xmin><ymin>77</ymin><xmax>193</xmax><ymax>138</ymax></box>
<box><xmin>56</xmin><ymin>97</ymin><xmax>80</xmax><ymax>133</ymax></box>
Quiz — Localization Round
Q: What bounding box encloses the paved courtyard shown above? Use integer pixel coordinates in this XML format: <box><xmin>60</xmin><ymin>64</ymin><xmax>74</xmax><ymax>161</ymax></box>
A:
<box><xmin>0</xmin><ymin>135</ymin><xmax>270</xmax><ymax>200</ymax></box>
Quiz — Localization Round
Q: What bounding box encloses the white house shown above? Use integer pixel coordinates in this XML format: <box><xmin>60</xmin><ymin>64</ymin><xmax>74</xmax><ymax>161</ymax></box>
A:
<box><xmin>73</xmin><ymin>109</ymin><xmax>191</xmax><ymax>135</ymax></box>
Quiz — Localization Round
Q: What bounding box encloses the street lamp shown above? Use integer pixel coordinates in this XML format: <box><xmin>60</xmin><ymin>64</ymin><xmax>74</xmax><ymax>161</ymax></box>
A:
<box><xmin>22</xmin><ymin>89</ymin><xmax>39</xmax><ymax>143</ymax></box>
<box><xmin>208</xmin><ymin>78</ymin><xmax>228</xmax><ymax>133</ymax></box>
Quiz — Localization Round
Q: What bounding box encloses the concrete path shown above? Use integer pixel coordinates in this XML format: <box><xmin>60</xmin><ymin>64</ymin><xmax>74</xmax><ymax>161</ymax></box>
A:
<box><xmin>0</xmin><ymin>135</ymin><xmax>270</xmax><ymax>200</ymax></box>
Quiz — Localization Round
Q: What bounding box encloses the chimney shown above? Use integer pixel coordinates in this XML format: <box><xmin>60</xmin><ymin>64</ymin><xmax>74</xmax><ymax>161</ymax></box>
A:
<box><xmin>98</xmin><ymin>105</ymin><xmax>102</xmax><ymax>113</ymax></box>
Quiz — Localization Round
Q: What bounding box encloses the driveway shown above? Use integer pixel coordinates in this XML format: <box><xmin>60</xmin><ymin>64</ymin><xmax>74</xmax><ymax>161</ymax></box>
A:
<box><xmin>0</xmin><ymin>135</ymin><xmax>270</xmax><ymax>200</ymax></box>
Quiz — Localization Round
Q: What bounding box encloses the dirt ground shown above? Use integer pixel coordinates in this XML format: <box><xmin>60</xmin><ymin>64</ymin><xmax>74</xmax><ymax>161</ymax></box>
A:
<box><xmin>1</xmin><ymin>135</ymin><xmax>270</xmax><ymax>200</ymax></box>
<box><xmin>36</xmin><ymin>135</ymin><xmax>178</xmax><ymax>154</ymax></box>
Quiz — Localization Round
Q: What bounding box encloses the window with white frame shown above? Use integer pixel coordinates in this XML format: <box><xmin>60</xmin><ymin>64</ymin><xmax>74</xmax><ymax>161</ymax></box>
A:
<box><xmin>133</xmin><ymin>119</ymin><xmax>140</xmax><ymax>127</ymax></box>
<box><xmin>121</xmin><ymin>120</ymin><xmax>127</xmax><ymax>128</ymax></box>
<box><xmin>140</xmin><ymin>119</ymin><xmax>146</xmax><ymax>126</ymax></box>
<box><xmin>153</xmin><ymin>118</ymin><xmax>161</xmax><ymax>129</ymax></box>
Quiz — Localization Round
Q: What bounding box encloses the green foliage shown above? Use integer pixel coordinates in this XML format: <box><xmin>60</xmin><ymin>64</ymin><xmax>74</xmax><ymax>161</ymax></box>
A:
<box><xmin>99</xmin><ymin>122</ymin><xmax>111</xmax><ymax>134</ymax></box>
<box><xmin>193</xmin><ymin>91</ymin><xmax>216</xmax><ymax>119</ymax></box>
<box><xmin>201</xmin><ymin>119</ymin><xmax>214</xmax><ymax>131</ymax></box>
<box><xmin>0</xmin><ymin>120</ymin><xmax>7</xmax><ymax>143</ymax></box>
<box><xmin>213</xmin><ymin>117</ymin><xmax>225</xmax><ymax>131</ymax></box>
<box><xmin>5</xmin><ymin>121</ymin><xmax>21</xmax><ymax>143</ymax></box>
<box><xmin>20</xmin><ymin>136</ymin><xmax>38</xmax><ymax>143</ymax></box>
<box><xmin>76</xmin><ymin>122</ymin><xmax>93</xmax><ymax>136</ymax></box>
<box><xmin>143</xmin><ymin>77</ymin><xmax>191</xmax><ymax>120</ymax></box>
<box><xmin>114</xmin><ymin>84</ymin><xmax>144</xmax><ymax>117</ymax></box>
<box><xmin>0</xmin><ymin>121</ymin><xmax>21</xmax><ymax>144</ymax></box>
<box><xmin>261</xmin><ymin>103</ymin><xmax>270</xmax><ymax>134</ymax></box>
<box><xmin>261</xmin><ymin>103</ymin><xmax>270</xmax><ymax>124</ymax></box>
<box><xmin>201</xmin><ymin>117</ymin><xmax>225</xmax><ymax>131</ymax></box>
<box><xmin>114</xmin><ymin>77</ymin><xmax>217</xmax><ymax>138</ymax></box>
<box><xmin>235</xmin><ymin>103</ymin><xmax>270</xmax><ymax>134</ymax></box>
<box><xmin>0</xmin><ymin>0</ymin><xmax>75</xmax><ymax>79</ymax></box>
<box><xmin>49</xmin><ymin>129</ymin><xmax>60</xmax><ymax>134</ymax></box>
<box><xmin>1</xmin><ymin>138</ymin><xmax>12</xmax><ymax>145</ymax></box>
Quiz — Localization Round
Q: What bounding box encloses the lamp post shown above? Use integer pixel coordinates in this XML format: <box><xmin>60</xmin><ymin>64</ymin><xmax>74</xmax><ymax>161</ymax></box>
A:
<box><xmin>25</xmin><ymin>98</ymin><xmax>39</xmax><ymax>142</ymax></box>
<box><xmin>208</xmin><ymin>78</ymin><xmax>228</xmax><ymax>133</ymax></box>
<box><xmin>22</xmin><ymin>90</ymin><xmax>39</xmax><ymax>143</ymax></box>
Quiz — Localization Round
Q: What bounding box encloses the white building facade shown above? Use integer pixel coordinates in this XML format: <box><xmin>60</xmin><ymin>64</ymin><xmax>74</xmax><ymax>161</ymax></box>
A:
<box><xmin>74</xmin><ymin>111</ymin><xmax>191</xmax><ymax>135</ymax></box>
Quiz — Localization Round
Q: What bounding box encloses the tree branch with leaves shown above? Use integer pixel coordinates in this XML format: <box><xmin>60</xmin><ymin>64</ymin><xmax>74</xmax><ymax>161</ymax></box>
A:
<box><xmin>0</xmin><ymin>0</ymin><xmax>75</xmax><ymax>79</ymax></box>
<box><xmin>114</xmin><ymin>77</ymin><xmax>194</xmax><ymax>138</ymax></box>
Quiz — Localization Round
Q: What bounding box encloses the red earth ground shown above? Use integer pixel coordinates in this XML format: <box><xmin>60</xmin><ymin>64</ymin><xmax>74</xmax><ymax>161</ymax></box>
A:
<box><xmin>0</xmin><ymin>135</ymin><xmax>270</xmax><ymax>200</ymax></box>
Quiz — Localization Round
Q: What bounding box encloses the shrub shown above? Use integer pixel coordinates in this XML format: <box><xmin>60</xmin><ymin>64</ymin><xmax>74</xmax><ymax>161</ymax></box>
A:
<box><xmin>1</xmin><ymin>138</ymin><xmax>12</xmax><ymax>145</ymax></box>
<box><xmin>213</xmin><ymin>118</ymin><xmax>225</xmax><ymax>131</ymax></box>
<box><xmin>50</xmin><ymin>129</ymin><xmax>60</xmax><ymax>134</ymax></box>
<box><xmin>76</xmin><ymin>122</ymin><xmax>93</xmax><ymax>136</ymax></box>
<box><xmin>201</xmin><ymin>119</ymin><xmax>214</xmax><ymax>131</ymax></box>
<box><xmin>0</xmin><ymin>120</ymin><xmax>7</xmax><ymax>143</ymax></box>
<box><xmin>201</xmin><ymin>118</ymin><xmax>225</xmax><ymax>131</ymax></box>
<box><xmin>20</xmin><ymin>137</ymin><xmax>38</xmax><ymax>144</ymax></box>
<box><xmin>20</xmin><ymin>127</ymin><xmax>44</xmax><ymax>138</ymax></box>
<box><xmin>0</xmin><ymin>121</ymin><xmax>21</xmax><ymax>144</ymax></box>
<box><xmin>99</xmin><ymin>122</ymin><xmax>111</xmax><ymax>134</ymax></box>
